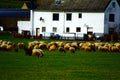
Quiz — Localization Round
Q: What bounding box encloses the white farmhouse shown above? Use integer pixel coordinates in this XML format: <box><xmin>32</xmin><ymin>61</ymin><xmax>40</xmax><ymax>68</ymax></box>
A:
<box><xmin>18</xmin><ymin>0</ymin><xmax>120</xmax><ymax>38</ymax></box>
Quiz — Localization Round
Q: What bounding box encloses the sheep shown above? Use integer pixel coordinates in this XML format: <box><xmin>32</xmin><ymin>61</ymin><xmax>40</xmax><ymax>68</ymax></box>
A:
<box><xmin>57</xmin><ymin>42</ymin><xmax>65</xmax><ymax>47</ymax></box>
<box><xmin>2</xmin><ymin>41</ymin><xmax>7</xmax><ymax>44</ymax></box>
<box><xmin>114</xmin><ymin>43</ymin><xmax>120</xmax><ymax>48</ymax></box>
<box><xmin>0</xmin><ymin>40</ymin><xmax>3</xmax><ymax>43</ymax></box>
<box><xmin>84</xmin><ymin>46</ymin><xmax>92</xmax><ymax>51</ymax></box>
<box><xmin>48</xmin><ymin>44</ymin><xmax>56</xmax><ymax>51</ymax></box>
<box><xmin>7</xmin><ymin>41</ymin><xmax>12</xmax><ymax>45</ymax></box>
<box><xmin>39</xmin><ymin>43</ymin><xmax>47</xmax><ymax>49</ymax></box>
<box><xmin>58</xmin><ymin>47</ymin><xmax>66</xmax><ymax>53</ymax></box>
<box><xmin>69</xmin><ymin>47</ymin><xmax>75</xmax><ymax>53</ymax></box>
<box><xmin>17</xmin><ymin>42</ymin><xmax>24</xmax><ymax>48</ymax></box>
<box><xmin>79</xmin><ymin>43</ymin><xmax>84</xmax><ymax>49</ymax></box>
<box><xmin>71</xmin><ymin>42</ymin><xmax>78</xmax><ymax>49</ymax></box>
<box><xmin>24</xmin><ymin>46</ymin><xmax>32</xmax><ymax>56</ymax></box>
<box><xmin>0</xmin><ymin>44</ymin><xmax>7</xmax><ymax>50</ymax></box>
<box><xmin>32</xmin><ymin>49</ymin><xmax>44</xmax><ymax>57</ymax></box>
<box><xmin>28</xmin><ymin>41</ymin><xmax>35</xmax><ymax>47</ymax></box>
<box><xmin>110</xmin><ymin>46</ymin><xmax>119</xmax><ymax>52</ymax></box>
<box><xmin>103</xmin><ymin>46</ymin><xmax>109</xmax><ymax>52</ymax></box>
<box><xmin>12</xmin><ymin>42</ymin><xmax>17</xmax><ymax>47</ymax></box>
<box><xmin>97</xmin><ymin>45</ymin><xmax>108</xmax><ymax>52</ymax></box>
<box><xmin>46</xmin><ymin>43</ymin><xmax>52</xmax><ymax>49</ymax></box>
<box><xmin>64</xmin><ymin>43</ymin><xmax>71</xmax><ymax>50</ymax></box>
<box><xmin>34</xmin><ymin>45</ymin><xmax>39</xmax><ymax>49</ymax></box>
<box><xmin>33</xmin><ymin>41</ymin><xmax>40</xmax><ymax>45</ymax></box>
<box><xmin>6</xmin><ymin>45</ymin><xmax>13</xmax><ymax>51</ymax></box>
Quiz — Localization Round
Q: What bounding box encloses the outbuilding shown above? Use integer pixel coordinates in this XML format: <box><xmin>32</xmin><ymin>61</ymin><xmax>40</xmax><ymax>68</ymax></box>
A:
<box><xmin>18</xmin><ymin>0</ymin><xmax>120</xmax><ymax>38</ymax></box>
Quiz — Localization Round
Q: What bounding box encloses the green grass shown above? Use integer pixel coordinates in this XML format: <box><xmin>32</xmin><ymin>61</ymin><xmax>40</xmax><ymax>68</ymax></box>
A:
<box><xmin>0</xmin><ymin>1</ymin><xmax>24</xmax><ymax>8</ymax></box>
<box><xmin>0</xmin><ymin>33</ymin><xmax>120</xmax><ymax>80</ymax></box>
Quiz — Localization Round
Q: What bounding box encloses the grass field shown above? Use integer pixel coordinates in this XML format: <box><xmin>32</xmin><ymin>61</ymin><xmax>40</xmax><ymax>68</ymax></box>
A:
<box><xmin>0</xmin><ymin>34</ymin><xmax>120</xmax><ymax>80</ymax></box>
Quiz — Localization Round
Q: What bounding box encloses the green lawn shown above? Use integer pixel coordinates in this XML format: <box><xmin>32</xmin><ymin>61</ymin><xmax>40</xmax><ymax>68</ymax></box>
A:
<box><xmin>0</xmin><ymin>33</ymin><xmax>120</xmax><ymax>80</ymax></box>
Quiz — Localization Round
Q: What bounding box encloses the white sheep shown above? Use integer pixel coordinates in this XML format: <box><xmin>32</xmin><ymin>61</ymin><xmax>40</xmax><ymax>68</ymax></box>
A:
<box><xmin>58</xmin><ymin>47</ymin><xmax>66</xmax><ymax>53</ymax></box>
<box><xmin>6</xmin><ymin>45</ymin><xmax>13</xmax><ymax>51</ymax></box>
<box><xmin>34</xmin><ymin>45</ymin><xmax>39</xmax><ymax>49</ymax></box>
<box><xmin>69</xmin><ymin>47</ymin><xmax>75</xmax><ymax>53</ymax></box>
<box><xmin>17</xmin><ymin>42</ymin><xmax>24</xmax><ymax>48</ymax></box>
<box><xmin>48</xmin><ymin>44</ymin><xmax>56</xmax><ymax>51</ymax></box>
<box><xmin>39</xmin><ymin>43</ymin><xmax>47</xmax><ymax>49</ymax></box>
<box><xmin>32</xmin><ymin>49</ymin><xmax>44</xmax><ymax>57</ymax></box>
<box><xmin>71</xmin><ymin>42</ymin><xmax>78</xmax><ymax>49</ymax></box>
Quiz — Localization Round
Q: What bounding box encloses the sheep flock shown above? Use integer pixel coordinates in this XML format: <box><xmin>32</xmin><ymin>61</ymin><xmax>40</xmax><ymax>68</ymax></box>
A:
<box><xmin>0</xmin><ymin>39</ymin><xmax>120</xmax><ymax>57</ymax></box>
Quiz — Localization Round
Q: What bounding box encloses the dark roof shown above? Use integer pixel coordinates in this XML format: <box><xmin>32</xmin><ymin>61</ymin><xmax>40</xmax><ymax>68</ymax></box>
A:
<box><xmin>0</xmin><ymin>0</ymin><xmax>36</xmax><ymax>17</ymax></box>
<box><xmin>0</xmin><ymin>8</ymin><xmax>30</xmax><ymax>16</ymax></box>
<box><xmin>36</xmin><ymin>0</ymin><xmax>111</xmax><ymax>12</ymax></box>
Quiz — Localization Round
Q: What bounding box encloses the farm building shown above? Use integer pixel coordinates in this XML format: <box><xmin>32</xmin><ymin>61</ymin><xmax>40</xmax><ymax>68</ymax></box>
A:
<box><xmin>0</xmin><ymin>0</ymin><xmax>36</xmax><ymax>31</ymax></box>
<box><xmin>18</xmin><ymin>0</ymin><xmax>120</xmax><ymax>39</ymax></box>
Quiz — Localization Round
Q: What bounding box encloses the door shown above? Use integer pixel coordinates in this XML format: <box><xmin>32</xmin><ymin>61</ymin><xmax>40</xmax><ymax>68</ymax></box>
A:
<box><xmin>36</xmin><ymin>28</ymin><xmax>40</xmax><ymax>36</ymax></box>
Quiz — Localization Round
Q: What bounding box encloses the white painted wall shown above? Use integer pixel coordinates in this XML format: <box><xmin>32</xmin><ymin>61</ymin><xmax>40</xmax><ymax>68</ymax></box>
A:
<box><xmin>33</xmin><ymin>11</ymin><xmax>64</xmax><ymax>36</ymax></box>
<box><xmin>17</xmin><ymin>21</ymin><xmax>31</xmax><ymax>34</ymax></box>
<box><xmin>64</xmin><ymin>12</ymin><xmax>104</xmax><ymax>34</ymax></box>
<box><xmin>33</xmin><ymin>11</ymin><xmax>104</xmax><ymax>36</ymax></box>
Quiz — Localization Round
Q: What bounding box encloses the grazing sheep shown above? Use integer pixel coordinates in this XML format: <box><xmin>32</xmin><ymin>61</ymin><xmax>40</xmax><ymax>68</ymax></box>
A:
<box><xmin>28</xmin><ymin>41</ymin><xmax>35</xmax><ymax>48</ymax></box>
<box><xmin>64</xmin><ymin>43</ymin><xmax>71</xmax><ymax>50</ymax></box>
<box><xmin>110</xmin><ymin>46</ymin><xmax>119</xmax><ymax>52</ymax></box>
<box><xmin>0</xmin><ymin>40</ymin><xmax>3</xmax><ymax>43</ymax></box>
<box><xmin>33</xmin><ymin>41</ymin><xmax>40</xmax><ymax>45</ymax></box>
<box><xmin>12</xmin><ymin>42</ymin><xmax>17</xmax><ymax>47</ymax></box>
<box><xmin>58</xmin><ymin>47</ymin><xmax>66</xmax><ymax>53</ymax></box>
<box><xmin>97</xmin><ymin>45</ymin><xmax>108</xmax><ymax>52</ymax></box>
<box><xmin>84</xmin><ymin>46</ymin><xmax>92</xmax><ymax>51</ymax></box>
<box><xmin>34</xmin><ymin>45</ymin><xmax>39</xmax><ymax>49</ymax></box>
<box><xmin>39</xmin><ymin>43</ymin><xmax>47</xmax><ymax>49</ymax></box>
<box><xmin>97</xmin><ymin>46</ymin><xmax>103</xmax><ymax>51</ymax></box>
<box><xmin>0</xmin><ymin>44</ymin><xmax>7</xmax><ymax>50</ymax></box>
<box><xmin>32</xmin><ymin>49</ymin><xmax>44</xmax><ymax>57</ymax></box>
<box><xmin>6</xmin><ymin>45</ymin><xmax>13</xmax><ymax>51</ymax></box>
<box><xmin>79</xmin><ymin>43</ymin><xmax>84</xmax><ymax>49</ymax></box>
<box><xmin>69</xmin><ymin>47</ymin><xmax>75</xmax><ymax>53</ymax></box>
<box><xmin>48</xmin><ymin>44</ymin><xmax>56</xmax><ymax>51</ymax></box>
<box><xmin>24</xmin><ymin>46</ymin><xmax>32</xmax><ymax>56</ymax></box>
<box><xmin>103</xmin><ymin>46</ymin><xmax>109</xmax><ymax>52</ymax></box>
<box><xmin>2</xmin><ymin>41</ymin><xmax>7</xmax><ymax>44</ymax></box>
<box><xmin>46</xmin><ymin>43</ymin><xmax>52</xmax><ymax>49</ymax></box>
<box><xmin>114</xmin><ymin>43</ymin><xmax>120</xmax><ymax>48</ymax></box>
<box><xmin>7</xmin><ymin>41</ymin><xmax>12</xmax><ymax>45</ymax></box>
<box><xmin>57</xmin><ymin>42</ymin><xmax>65</xmax><ymax>47</ymax></box>
<box><xmin>18</xmin><ymin>42</ymin><xmax>24</xmax><ymax>48</ymax></box>
<box><xmin>71</xmin><ymin>42</ymin><xmax>78</xmax><ymax>49</ymax></box>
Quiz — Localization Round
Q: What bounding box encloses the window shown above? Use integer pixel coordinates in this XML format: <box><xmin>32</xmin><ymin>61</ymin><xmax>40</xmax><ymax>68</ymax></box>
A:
<box><xmin>53</xmin><ymin>27</ymin><xmax>57</xmax><ymax>32</ymax></box>
<box><xmin>79</xmin><ymin>13</ymin><xmax>82</xmax><ymax>18</ymax></box>
<box><xmin>66</xmin><ymin>13</ymin><xmax>72</xmax><ymax>21</ymax></box>
<box><xmin>42</xmin><ymin>27</ymin><xmax>46</xmax><ymax>32</ymax></box>
<box><xmin>66</xmin><ymin>27</ymin><xmax>70</xmax><ymax>32</ymax></box>
<box><xmin>112</xmin><ymin>2</ymin><xmax>116</xmax><ymax>8</ymax></box>
<box><xmin>109</xmin><ymin>14</ymin><xmax>115</xmax><ymax>22</ymax></box>
<box><xmin>53</xmin><ymin>13</ymin><xmax>59</xmax><ymax>21</ymax></box>
<box><xmin>55</xmin><ymin>0</ymin><xmax>61</xmax><ymax>5</ymax></box>
<box><xmin>76</xmin><ymin>27</ymin><xmax>81</xmax><ymax>32</ymax></box>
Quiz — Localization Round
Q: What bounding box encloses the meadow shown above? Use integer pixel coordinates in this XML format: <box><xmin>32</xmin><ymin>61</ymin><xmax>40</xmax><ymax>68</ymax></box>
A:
<box><xmin>0</xmin><ymin>33</ymin><xmax>120</xmax><ymax>80</ymax></box>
